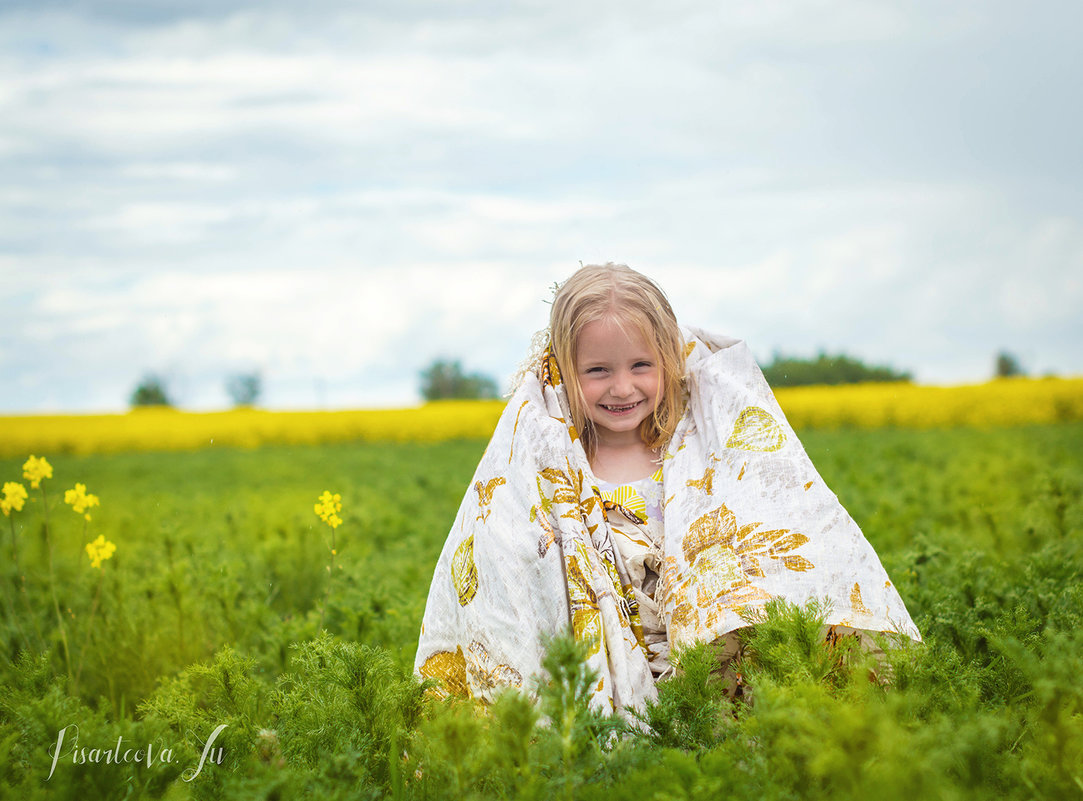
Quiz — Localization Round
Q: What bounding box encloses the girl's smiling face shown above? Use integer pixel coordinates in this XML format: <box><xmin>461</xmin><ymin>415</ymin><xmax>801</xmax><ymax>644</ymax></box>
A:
<box><xmin>575</xmin><ymin>316</ymin><xmax>661</xmax><ymax>446</ymax></box>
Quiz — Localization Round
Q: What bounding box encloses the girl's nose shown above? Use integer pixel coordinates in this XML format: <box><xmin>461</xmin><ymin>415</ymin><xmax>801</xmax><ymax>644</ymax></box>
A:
<box><xmin>612</xmin><ymin>372</ymin><xmax>634</xmax><ymax>397</ymax></box>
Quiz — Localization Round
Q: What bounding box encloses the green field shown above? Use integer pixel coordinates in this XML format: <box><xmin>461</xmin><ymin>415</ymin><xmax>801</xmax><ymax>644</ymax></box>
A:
<box><xmin>2</xmin><ymin>425</ymin><xmax>1081</xmax><ymax>799</ymax></box>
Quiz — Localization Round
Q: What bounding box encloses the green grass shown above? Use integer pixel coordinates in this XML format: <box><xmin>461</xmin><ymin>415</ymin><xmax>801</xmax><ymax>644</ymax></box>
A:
<box><xmin>1</xmin><ymin>425</ymin><xmax>1081</xmax><ymax>799</ymax></box>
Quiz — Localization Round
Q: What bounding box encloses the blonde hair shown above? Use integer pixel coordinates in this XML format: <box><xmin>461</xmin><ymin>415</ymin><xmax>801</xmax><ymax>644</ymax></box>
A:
<box><xmin>547</xmin><ymin>263</ymin><xmax>686</xmax><ymax>456</ymax></box>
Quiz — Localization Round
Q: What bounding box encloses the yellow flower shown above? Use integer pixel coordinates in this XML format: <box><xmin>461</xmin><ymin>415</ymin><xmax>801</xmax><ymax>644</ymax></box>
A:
<box><xmin>1</xmin><ymin>482</ymin><xmax>28</xmax><ymax>516</ymax></box>
<box><xmin>64</xmin><ymin>482</ymin><xmax>101</xmax><ymax>521</ymax></box>
<box><xmin>85</xmin><ymin>534</ymin><xmax>116</xmax><ymax>569</ymax></box>
<box><xmin>314</xmin><ymin>490</ymin><xmax>343</xmax><ymax>529</ymax></box>
<box><xmin>22</xmin><ymin>455</ymin><xmax>53</xmax><ymax>489</ymax></box>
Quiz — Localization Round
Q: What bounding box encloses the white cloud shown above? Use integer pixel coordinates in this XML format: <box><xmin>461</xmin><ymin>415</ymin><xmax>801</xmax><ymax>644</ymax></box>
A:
<box><xmin>1</xmin><ymin>0</ymin><xmax>1081</xmax><ymax>411</ymax></box>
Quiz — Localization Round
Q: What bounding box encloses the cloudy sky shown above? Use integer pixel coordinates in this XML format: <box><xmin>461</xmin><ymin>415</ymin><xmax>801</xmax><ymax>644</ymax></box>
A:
<box><xmin>2</xmin><ymin>0</ymin><xmax>1080</xmax><ymax>413</ymax></box>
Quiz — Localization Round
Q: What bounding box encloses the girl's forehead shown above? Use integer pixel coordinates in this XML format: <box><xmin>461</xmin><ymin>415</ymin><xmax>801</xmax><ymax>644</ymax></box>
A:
<box><xmin>576</xmin><ymin>316</ymin><xmax>653</xmax><ymax>356</ymax></box>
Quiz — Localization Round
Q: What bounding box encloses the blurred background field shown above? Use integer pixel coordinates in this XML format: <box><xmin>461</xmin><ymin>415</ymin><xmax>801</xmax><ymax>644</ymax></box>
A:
<box><xmin>1</xmin><ymin>412</ymin><xmax>1081</xmax><ymax>799</ymax></box>
<box><xmin>2</xmin><ymin>376</ymin><xmax>1081</xmax><ymax>457</ymax></box>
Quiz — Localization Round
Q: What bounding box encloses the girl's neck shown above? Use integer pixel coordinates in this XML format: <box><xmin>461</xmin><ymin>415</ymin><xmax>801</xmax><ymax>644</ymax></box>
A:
<box><xmin>590</xmin><ymin>438</ymin><xmax>660</xmax><ymax>484</ymax></box>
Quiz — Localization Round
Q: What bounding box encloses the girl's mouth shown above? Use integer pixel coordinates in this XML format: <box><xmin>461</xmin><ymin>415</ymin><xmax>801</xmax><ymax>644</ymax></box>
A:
<box><xmin>600</xmin><ymin>401</ymin><xmax>642</xmax><ymax>414</ymax></box>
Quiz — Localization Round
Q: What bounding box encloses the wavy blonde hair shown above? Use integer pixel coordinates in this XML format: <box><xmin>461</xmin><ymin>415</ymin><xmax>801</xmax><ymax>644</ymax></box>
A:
<box><xmin>547</xmin><ymin>263</ymin><xmax>686</xmax><ymax>457</ymax></box>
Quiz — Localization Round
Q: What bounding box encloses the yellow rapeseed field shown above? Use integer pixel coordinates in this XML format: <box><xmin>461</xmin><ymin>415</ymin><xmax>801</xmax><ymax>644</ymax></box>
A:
<box><xmin>776</xmin><ymin>376</ymin><xmax>1083</xmax><ymax>431</ymax></box>
<box><xmin>0</xmin><ymin>401</ymin><xmax>507</xmax><ymax>457</ymax></box>
<box><xmin>1</xmin><ymin>377</ymin><xmax>1081</xmax><ymax>457</ymax></box>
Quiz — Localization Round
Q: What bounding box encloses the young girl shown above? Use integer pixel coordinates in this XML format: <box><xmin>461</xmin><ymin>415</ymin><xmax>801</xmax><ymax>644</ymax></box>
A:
<box><xmin>415</xmin><ymin>263</ymin><xmax>919</xmax><ymax>713</ymax></box>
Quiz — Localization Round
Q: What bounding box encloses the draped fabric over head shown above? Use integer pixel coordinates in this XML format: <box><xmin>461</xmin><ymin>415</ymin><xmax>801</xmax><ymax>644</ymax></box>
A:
<box><xmin>414</xmin><ymin>329</ymin><xmax>921</xmax><ymax>715</ymax></box>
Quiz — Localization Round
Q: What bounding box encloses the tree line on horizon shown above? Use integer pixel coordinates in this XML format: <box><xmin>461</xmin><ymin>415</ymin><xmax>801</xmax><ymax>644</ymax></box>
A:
<box><xmin>130</xmin><ymin>371</ymin><xmax>262</xmax><ymax>409</ymax></box>
<box><xmin>128</xmin><ymin>351</ymin><xmax>1030</xmax><ymax>407</ymax></box>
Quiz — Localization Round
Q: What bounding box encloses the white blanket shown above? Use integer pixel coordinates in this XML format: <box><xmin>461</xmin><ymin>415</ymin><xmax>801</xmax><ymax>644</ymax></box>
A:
<box><xmin>414</xmin><ymin>330</ymin><xmax>921</xmax><ymax>714</ymax></box>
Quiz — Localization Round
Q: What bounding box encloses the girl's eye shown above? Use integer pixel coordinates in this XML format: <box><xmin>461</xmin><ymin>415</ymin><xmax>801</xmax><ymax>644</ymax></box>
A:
<box><xmin>633</xmin><ymin>361</ymin><xmax>653</xmax><ymax>369</ymax></box>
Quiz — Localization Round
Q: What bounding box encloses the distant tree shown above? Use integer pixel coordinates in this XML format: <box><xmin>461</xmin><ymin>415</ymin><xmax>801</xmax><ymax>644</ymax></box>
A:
<box><xmin>761</xmin><ymin>352</ymin><xmax>912</xmax><ymax>388</ymax></box>
<box><xmin>995</xmin><ymin>351</ymin><xmax>1025</xmax><ymax>378</ymax></box>
<box><xmin>130</xmin><ymin>373</ymin><xmax>173</xmax><ymax>407</ymax></box>
<box><xmin>420</xmin><ymin>359</ymin><xmax>499</xmax><ymax>400</ymax></box>
<box><xmin>226</xmin><ymin>371</ymin><xmax>262</xmax><ymax>407</ymax></box>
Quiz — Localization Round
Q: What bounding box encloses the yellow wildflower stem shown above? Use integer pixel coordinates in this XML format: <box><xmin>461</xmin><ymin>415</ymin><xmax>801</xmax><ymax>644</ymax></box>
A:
<box><xmin>0</xmin><ymin>566</ymin><xmax>32</xmax><ymax>653</ymax></box>
<box><xmin>8</xmin><ymin>513</ymin><xmax>18</xmax><ymax>569</ymax></box>
<box><xmin>71</xmin><ymin>566</ymin><xmax>104</xmax><ymax>696</ymax></box>
<box><xmin>9</xmin><ymin>514</ymin><xmax>44</xmax><ymax>650</ymax></box>
<box><xmin>319</xmin><ymin>527</ymin><xmax>336</xmax><ymax>631</ymax></box>
<box><xmin>40</xmin><ymin>485</ymin><xmax>73</xmax><ymax>685</ymax></box>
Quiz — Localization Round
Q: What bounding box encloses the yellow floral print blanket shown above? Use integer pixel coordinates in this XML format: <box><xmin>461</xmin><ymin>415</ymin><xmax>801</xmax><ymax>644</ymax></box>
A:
<box><xmin>414</xmin><ymin>329</ymin><xmax>921</xmax><ymax>714</ymax></box>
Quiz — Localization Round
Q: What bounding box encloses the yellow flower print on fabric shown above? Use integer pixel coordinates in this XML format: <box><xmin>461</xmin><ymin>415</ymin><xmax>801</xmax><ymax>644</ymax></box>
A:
<box><xmin>666</xmin><ymin>504</ymin><xmax>813</xmax><ymax>636</ymax></box>
<box><xmin>726</xmin><ymin>407</ymin><xmax>787</xmax><ymax>452</ymax></box>
<box><xmin>704</xmin><ymin>585</ymin><xmax>774</xmax><ymax>628</ymax></box>
<box><xmin>531</xmin><ymin>503</ymin><xmax>556</xmax><ymax>556</ymax></box>
<box><xmin>451</xmin><ymin>535</ymin><xmax>479</xmax><ymax>606</ymax></box>
<box><xmin>572</xmin><ymin>607</ymin><xmax>603</xmax><ymax>657</ymax></box>
<box><xmin>419</xmin><ymin>646</ymin><xmax>469</xmax><ymax>699</ymax></box>
<box><xmin>566</xmin><ymin>541</ymin><xmax>602</xmax><ymax>657</ymax></box>
<box><xmin>686</xmin><ymin>466</ymin><xmax>714</xmax><ymax>494</ymax></box>
<box><xmin>691</xmin><ymin>543</ymin><xmax>746</xmax><ymax>604</ymax></box>
<box><xmin>600</xmin><ymin>484</ymin><xmax>647</xmax><ymax>522</ymax></box>
<box><xmin>684</xmin><ymin>503</ymin><xmax>812</xmax><ymax>578</ymax></box>
<box><xmin>508</xmin><ymin>400</ymin><xmax>530</xmax><ymax>464</ymax></box>
<box><xmin>537</xmin><ymin>465</ymin><xmax>600</xmax><ymax>535</ymax></box>
<box><xmin>465</xmin><ymin>640</ymin><xmax>524</xmax><ymax>694</ymax></box>
<box><xmin>474</xmin><ymin>477</ymin><xmax>506</xmax><ymax>522</ymax></box>
<box><xmin>545</xmin><ymin>345</ymin><xmax>562</xmax><ymax>387</ymax></box>
<box><xmin>850</xmin><ymin>582</ymin><xmax>872</xmax><ymax>616</ymax></box>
